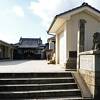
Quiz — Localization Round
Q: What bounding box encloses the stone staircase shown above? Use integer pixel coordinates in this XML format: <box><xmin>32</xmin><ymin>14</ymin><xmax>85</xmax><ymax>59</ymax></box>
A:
<box><xmin>0</xmin><ymin>72</ymin><xmax>84</xmax><ymax>99</ymax></box>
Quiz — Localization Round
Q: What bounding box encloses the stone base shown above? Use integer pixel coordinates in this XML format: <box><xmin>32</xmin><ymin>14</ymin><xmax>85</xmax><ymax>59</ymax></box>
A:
<box><xmin>66</xmin><ymin>58</ymin><xmax>77</xmax><ymax>69</ymax></box>
<box><xmin>79</xmin><ymin>69</ymin><xmax>95</xmax><ymax>97</ymax></box>
<box><xmin>79</xmin><ymin>69</ymin><xmax>100</xmax><ymax>98</ymax></box>
<box><xmin>78</xmin><ymin>51</ymin><xmax>100</xmax><ymax>98</ymax></box>
<box><xmin>72</xmin><ymin>71</ymin><xmax>92</xmax><ymax>98</ymax></box>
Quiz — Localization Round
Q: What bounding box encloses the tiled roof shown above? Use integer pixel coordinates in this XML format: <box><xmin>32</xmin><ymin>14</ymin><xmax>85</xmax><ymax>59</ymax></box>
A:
<box><xmin>47</xmin><ymin>2</ymin><xmax>100</xmax><ymax>33</ymax></box>
<box><xmin>17</xmin><ymin>38</ymin><xmax>42</xmax><ymax>48</ymax></box>
<box><xmin>0</xmin><ymin>40</ymin><xmax>13</xmax><ymax>48</ymax></box>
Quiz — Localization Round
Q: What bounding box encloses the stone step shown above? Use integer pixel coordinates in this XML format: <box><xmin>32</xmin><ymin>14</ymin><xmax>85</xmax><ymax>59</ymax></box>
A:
<box><xmin>0</xmin><ymin>72</ymin><xmax>72</xmax><ymax>78</ymax></box>
<box><xmin>0</xmin><ymin>89</ymin><xmax>81</xmax><ymax>99</ymax></box>
<box><xmin>29</xmin><ymin>97</ymin><xmax>91</xmax><ymax>100</ymax></box>
<box><xmin>0</xmin><ymin>83</ymin><xmax>78</xmax><ymax>92</ymax></box>
<box><xmin>0</xmin><ymin>72</ymin><xmax>83</xmax><ymax>99</ymax></box>
<box><xmin>27</xmin><ymin>97</ymin><xmax>83</xmax><ymax>100</ymax></box>
<box><xmin>0</xmin><ymin>82</ymin><xmax>76</xmax><ymax>86</ymax></box>
<box><xmin>0</xmin><ymin>77</ymin><xmax>73</xmax><ymax>80</ymax></box>
<box><xmin>0</xmin><ymin>78</ymin><xmax>75</xmax><ymax>85</ymax></box>
<box><xmin>27</xmin><ymin>97</ymin><xmax>88</xmax><ymax>100</ymax></box>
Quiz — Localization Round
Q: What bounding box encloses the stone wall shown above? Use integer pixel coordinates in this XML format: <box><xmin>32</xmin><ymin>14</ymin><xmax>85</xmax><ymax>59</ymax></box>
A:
<box><xmin>79</xmin><ymin>51</ymin><xmax>100</xmax><ymax>98</ymax></box>
<box><xmin>79</xmin><ymin>69</ymin><xmax>95</xmax><ymax>97</ymax></box>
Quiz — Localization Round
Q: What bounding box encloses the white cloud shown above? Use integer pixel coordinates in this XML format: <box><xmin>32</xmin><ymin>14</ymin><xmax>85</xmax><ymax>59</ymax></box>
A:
<box><xmin>13</xmin><ymin>5</ymin><xmax>24</xmax><ymax>17</ymax></box>
<box><xmin>0</xmin><ymin>33</ymin><xmax>19</xmax><ymax>43</ymax></box>
<box><xmin>0</xmin><ymin>9</ymin><xmax>12</xmax><ymax>16</ymax></box>
<box><xmin>29</xmin><ymin>0</ymin><xmax>62</xmax><ymax>28</ymax></box>
<box><xmin>84</xmin><ymin>0</ymin><xmax>100</xmax><ymax>9</ymax></box>
<box><xmin>29</xmin><ymin>0</ymin><xmax>100</xmax><ymax>28</ymax></box>
<box><xmin>29</xmin><ymin>0</ymin><xmax>83</xmax><ymax>28</ymax></box>
<box><xmin>0</xmin><ymin>5</ymin><xmax>24</xmax><ymax>17</ymax></box>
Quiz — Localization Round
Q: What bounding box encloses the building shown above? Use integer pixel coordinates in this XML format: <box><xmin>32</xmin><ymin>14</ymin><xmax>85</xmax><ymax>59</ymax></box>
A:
<box><xmin>13</xmin><ymin>37</ymin><xmax>44</xmax><ymax>60</ymax></box>
<box><xmin>45</xmin><ymin>37</ymin><xmax>55</xmax><ymax>61</ymax></box>
<box><xmin>48</xmin><ymin>2</ymin><xmax>100</xmax><ymax>67</ymax></box>
<box><xmin>48</xmin><ymin>2</ymin><xmax>100</xmax><ymax>98</ymax></box>
<box><xmin>47</xmin><ymin>36</ymin><xmax>55</xmax><ymax>51</ymax></box>
<box><xmin>0</xmin><ymin>40</ymin><xmax>13</xmax><ymax>60</ymax></box>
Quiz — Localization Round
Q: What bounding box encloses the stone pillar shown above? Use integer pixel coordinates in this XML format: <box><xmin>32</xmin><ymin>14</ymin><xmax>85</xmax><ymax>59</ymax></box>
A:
<box><xmin>77</xmin><ymin>19</ymin><xmax>87</xmax><ymax>70</ymax></box>
<box><xmin>77</xmin><ymin>31</ymin><xmax>80</xmax><ymax>70</ymax></box>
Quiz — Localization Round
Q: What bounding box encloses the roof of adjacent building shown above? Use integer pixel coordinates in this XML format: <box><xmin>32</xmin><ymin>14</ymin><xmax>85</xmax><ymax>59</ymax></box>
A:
<box><xmin>47</xmin><ymin>36</ymin><xmax>55</xmax><ymax>42</ymax></box>
<box><xmin>0</xmin><ymin>40</ymin><xmax>13</xmax><ymax>48</ymax></box>
<box><xmin>47</xmin><ymin>2</ymin><xmax>100</xmax><ymax>33</ymax></box>
<box><xmin>15</xmin><ymin>37</ymin><xmax>43</xmax><ymax>48</ymax></box>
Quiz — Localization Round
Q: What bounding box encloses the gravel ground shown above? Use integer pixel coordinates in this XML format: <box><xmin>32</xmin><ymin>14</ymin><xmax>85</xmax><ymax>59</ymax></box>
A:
<box><xmin>0</xmin><ymin>60</ymin><xmax>65</xmax><ymax>73</ymax></box>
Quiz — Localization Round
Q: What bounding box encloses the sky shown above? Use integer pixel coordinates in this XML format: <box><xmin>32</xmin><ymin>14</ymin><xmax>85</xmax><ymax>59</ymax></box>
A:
<box><xmin>0</xmin><ymin>0</ymin><xmax>100</xmax><ymax>44</ymax></box>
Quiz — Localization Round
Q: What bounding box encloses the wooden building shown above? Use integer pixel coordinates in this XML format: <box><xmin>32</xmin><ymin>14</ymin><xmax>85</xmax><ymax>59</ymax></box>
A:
<box><xmin>45</xmin><ymin>37</ymin><xmax>55</xmax><ymax>61</ymax></box>
<box><xmin>13</xmin><ymin>37</ymin><xmax>45</xmax><ymax>60</ymax></box>
<box><xmin>0</xmin><ymin>40</ymin><xmax>13</xmax><ymax>60</ymax></box>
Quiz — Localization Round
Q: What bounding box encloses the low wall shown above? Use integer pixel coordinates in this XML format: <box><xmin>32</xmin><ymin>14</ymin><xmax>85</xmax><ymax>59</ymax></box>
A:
<box><xmin>79</xmin><ymin>50</ymin><xmax>100</xmax><ymax>98</ymax></box>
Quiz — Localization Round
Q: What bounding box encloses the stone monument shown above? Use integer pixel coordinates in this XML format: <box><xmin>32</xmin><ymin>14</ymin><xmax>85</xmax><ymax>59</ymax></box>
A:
<box><xmin>92</xmin><ymin>32</ymin><xmax>100</xmax><ymax>50</ymax></box>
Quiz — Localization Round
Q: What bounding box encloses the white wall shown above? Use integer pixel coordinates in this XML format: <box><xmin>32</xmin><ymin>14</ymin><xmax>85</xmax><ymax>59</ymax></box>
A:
<box><xmin>69</xmin><ymin>12</ymin><xmax>100</xmax><ymax>70</ymax></box>
<box><xmin>67</xmin><ymin>17</ymin><xmax>78</xmax><ymax>53</ymax></box>
<box><xmin>80</xmin><ymin>54</ymin><xmax>95</xmax><ymax>71</ymax></box>
<box><xmin>85</xmin><ymin>14</ymin><xmax>100</xmax><ymax>51</ymax></box>
<box><xmin>56</xmin><ymin>23</ymin><xmax>68</xmax><ymax>65</ymax></box>
<box><xmin>58</xmin><ymin>31</ymin><xmax>65</xmax><ymax>64</ymax></box>
<box><xmin>70</xmin><ymin>12</ymin><xmax>100</xmax><ymax>51</ymax></box>
<box><xmin>56</xmin><ymin>11</ymin><xmax>100</xmax><ymax>66</ymax></box>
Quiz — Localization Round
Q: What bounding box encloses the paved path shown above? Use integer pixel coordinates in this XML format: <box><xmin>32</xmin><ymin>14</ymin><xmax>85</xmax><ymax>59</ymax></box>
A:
<box><xmin>0</xmin><ymin>60</ymin><xmax>65</xmax><ymax>73</ymax></box>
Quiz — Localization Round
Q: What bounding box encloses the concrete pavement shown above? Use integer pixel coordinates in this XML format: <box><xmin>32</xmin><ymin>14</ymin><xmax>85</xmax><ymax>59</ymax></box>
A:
<box><xmin>0</xmin><ymin>60</ymin><xmax>65</xmax><ymax>73</ymax></box>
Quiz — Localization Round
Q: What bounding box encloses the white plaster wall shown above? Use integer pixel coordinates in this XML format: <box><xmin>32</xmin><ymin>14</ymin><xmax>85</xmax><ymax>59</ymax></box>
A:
<box><xmin>67</xmin><ymin>17</ymin><xmax>78</xmax><ymax>52</ymax></box>
<box><xmin>56</xmin><ymin>23</ymin><xmax>68</xmax><ymax>65</ymax></box>
<box><xmin>80</xmin><ymin>55</ymin><xmax>95</xmax><ymax>71</ymax></box>
<box><xmin>56</xmin><ymin>11</ymin><xmax>100</xmax><ymax>66</ymax></box>
<box><xmin>85</xmin><ymin>15</ymin><xmax>100</xmax><ymax>51</ymax></box>
<box><xmin>58</xmin><ymin>31</ymin><xmax>65</xmax><ymax>64</ymax></box>
<box><xmin>68</xmin><ymin>12</ymin><xmax>100</xmax><ymax>70</ymax></box>
<box><xmin>70</xmin><ymin>12</ymin><xmax>100</xmax><ymax>51</ymax></box>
